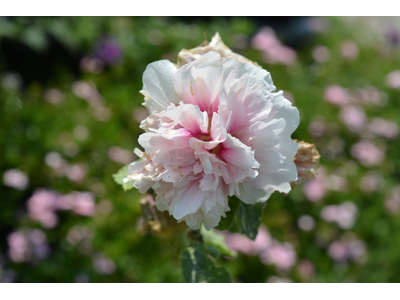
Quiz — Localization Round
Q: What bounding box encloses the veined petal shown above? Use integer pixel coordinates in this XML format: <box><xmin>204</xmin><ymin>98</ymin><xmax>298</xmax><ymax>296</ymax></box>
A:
<box><xmin>161</xmin><ymin>102</ymin><xmax>209</xmax><ymax>136</ymax></box>
<box><xmin>210</xmin><ymin>112</ymin><xmax>228</xmax><ymax>143</ymax></box>
<box><xmin>222</xmin><ymin>57</ymin><xmax>276</xmax><ymax>93</ymax></box>
<box><xmin>260</xmin><ymin>91</ymin><xmax>299</xmax><ymax>135</ymax></box>
<box><xmin>170</xmin><ymin>180</ymin><xmax>204</xmax><ymax>219</ymax></box>
<box><xmin>174</xmin><ymin>51</ymin><xmax>222</xmax><ymax>105</ymax></box>
<box><xmin>237</xmin><ymin>182</ymin><xmax>274</xmax><ymax>204</ymax></box>
<box><xmin>189</xmin><ymin>137</ymin><xmax>225</xmax><ymax>175</ymax></box>
<box><xmin>142</xmin><ymin>60</ymin><xmax>180</xmax><ymax>113</ymax></box>
<box><xmin>190</xmin><ymin>66</ymin><xmax>223</xmax><ymax>114</ymax></box>
<box><xmin>219</xmin><ymin>134</ymin><xmax>260</xmax><ymax>169</ymax></box>
<box><xmin>199</xmin><ymin>174</ymin><xmax>219</xmax><ymax>192</ymax></box>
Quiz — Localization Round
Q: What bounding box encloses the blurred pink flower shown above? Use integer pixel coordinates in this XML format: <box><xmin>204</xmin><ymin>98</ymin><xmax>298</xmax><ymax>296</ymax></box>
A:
<box><xmin>340</xmin><ymin>105</ymin><xmax>367</xmax><ymax>133</ymax></box>
<box><xmin>303</xmin><ymin>168</ymin><xmax>327</xmax><ymax>202</ymax></box>
<box><xmin>351</xmin><ymin>140</ymin><xmax>385</xmax><ymax>167</ymax></box>
<box><xmin>108</xmin><ymin>146</ymin><xmax>134</xmax><ymax>165</ymax></box>
<box><xmin>44</xmin><ymin>151</ymin><xmax>67</xmax><ymax>172</ymax></box>
<box><xmin>3</xmin><ymin>169</ymin><xmax>29</xmax><ymax>190</ymax></box>
<box><xmin>72</xmin><ymin>81</ymin><xmax>103</xmax><ymax>107</ymax></box>
<box><xmin>27</xmin><ymin>189</ymin><xmax>97</xmax><ymax>228</ymax></box>
<box><xmin>385</xmin><ymin>70</ymin><xmax>400</xmax><ymax>89</ymax></box>
<box><xmin>328</xmin><ymin>240</ymin><xmax>347</xmax><ymax>262</ymax></box>
<box><xmin>223</xmin><ymin>225</ymin><xmax>272</xmax><ymax>256</ymax></box>
<box><xmin>7</xmin><ymin>229</ymin><xmax>50</xmax><ymax>263</ymax></box>
<box><xmin>359</xmin><ymin>171</ymin><xmax>384</xmax><ymax>193</ymax></box>
<box><xmin>324</xmin><ymin>85</ymin><xmax>350</xmax><ymax>106</ymax></box>
<box><xmin>80</xmin><ymin>56</ymin><xmax>104</xmax><ymax>74</ymax></box>
<box><xmin>66</xmin><ymin>164</ymin><xmax>87</xmax><ymax>182</ymax></box>
<box><xmin>223</xmin><ymin>226</ymin><xmax>297</xmax><ymax>272</ymax></box>
<box><xmin>328</xmin><ymin>235</ymin><xmax>367</xmax><ymax>263</ymax></box>
<box><xmin>72</xmin><ymin>80</ymin><xmax>111</xmax><ymax>124</ymax></box>
<box><xmin>297</xmin><ymin>259</ymin><xmax>315</xmax><ymax>278</ymax></box>
<box><xmin>27</xmin><ymin>189</ymin><xmax>60</xmax><ymax>229</ymax></box>
<box><xmin>384</xmin><ymin>186</ymin><xmax>400</xmax><ymax>214</ymax></box>
<box><xmin>92</xmin><ymin>253</ymin><xmax>116</xmax><ymax>275</ymax></box>
<box><xmin>251</xmin><ymin>27</ymin><xmax>281</xmax><ymax>50</ymax></box>
<box><xmin>43</xmin><ymin>88</ymin><xmax>65</xmax><ymax>105</ymax></box>
<box><xmin>354</xmin><ymin>86</ymin><xmax>387</xmax><ymax>107</ymax></box>
<box><xmin>369</xmin><ymin>118</ymin><xmax>399</xmax><ymax>139</ymax></box>
<box><xmin>251</xmin><ymin>27</ymin><xmax>297</xmax><ymax>65</ymax></box>
<box><xmin>73</xmin><ymin>195</ymin><xmax>96</xmax><ymax>216</ymax></box>
<box><xmin>263</xmin><ymin>45</ymin><xmax>297</xmax><ymax>65</ymax></box>
<box><xmin>72</xmin><ymin>81</ymin><xmax>103</xmax><ymax>106</ymax></box>
<box><xmin>321</xmin><ymin>201</ymin><xmax>358</xmax><ymax>229</ymax></box>
<box><xmin>312</xmin><ymin>45</ymin><xmax>330</xmax><ymax>63</ymax></box>
<box><xmin>59</xmin><ymin>191</ymin><xmax>96</xmax><ymax>216</ymax></box>
<box><xmin>340</xmin><ymin>41</ymin><xmax>359</xmax><ymax>60</ymax></box>
<box><xmin>348</xmin><ymin>239</ymin><xmax>367</xmax><ymax>263</ymax></box>
<box><xmin>308</xmin><ymin>119</ymin><xmax>326</xmax><ymax>137</ymax></box>
<box><xmin>260</xmin><ymin>241</ymin><xmax>297</xmax><ymax>272</ymax></box>
<box><xmin>297</xmin><ymin>215</ymin><xmax>315</xmax><ymax>231</ymax></box>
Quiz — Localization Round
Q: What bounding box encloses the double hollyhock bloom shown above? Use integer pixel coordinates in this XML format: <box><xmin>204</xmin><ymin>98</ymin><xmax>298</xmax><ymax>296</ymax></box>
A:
<box><xmin>127</xmin><ymin>34</ymin><xmax>308</xmax><ymax>230</ymax></box>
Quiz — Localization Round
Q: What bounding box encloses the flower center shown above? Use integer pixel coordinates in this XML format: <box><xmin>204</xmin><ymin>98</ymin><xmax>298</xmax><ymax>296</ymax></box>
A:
<box><xmin>199</xmin><ymin>133</ymin><xmax>211</xmax><ymax>141</ymax></box>
<box><xmin>196</xmin><ymin>112</ymin><xmax>213</xmax><ymax>141</ymax></box>
<box><xmin>210</xmin><ymin>143</ymin><xmax>223</xmax><ymax>157</ymax></box>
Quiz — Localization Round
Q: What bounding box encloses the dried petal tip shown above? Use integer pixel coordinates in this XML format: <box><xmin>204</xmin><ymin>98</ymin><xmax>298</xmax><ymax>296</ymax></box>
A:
<box><xmin>177</xmin><ymin>32</ymin><xmax>260</xmax><ymax>68</ymax></box>
<box><xmin>291</xmin><ymin>140</ymin><xmax>321</xmax><ymax>189</ymax></box>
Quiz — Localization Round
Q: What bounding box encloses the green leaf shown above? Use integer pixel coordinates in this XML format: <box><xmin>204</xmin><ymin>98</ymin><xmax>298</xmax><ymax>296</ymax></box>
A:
<box><xmin>215</xmin><ymin>196</ymin><xmax>242</xmax><ymax>231</ymax></box>
<box><xmin>112</xmin><ymin>164</ymin><xmax>135</xmax><ymax>191</ymax></box>
<box><xmin>200</xmin><ymin>225</ymin><xmax>237</xmax><ymax>258</ymax></box>
<box><xmin>203</xmin><ymin>244</ymin><xmax>220</xmax><ymax>259</ymax></box>
<box><xmin>181</xmin><ymin>243</ymin><xmax>233</xmax><ymax>283</ymax></box>
<box><xmin>237</xmin><ymin>202</ymin><xmax>264</xmax><ymax>240</ymax></box>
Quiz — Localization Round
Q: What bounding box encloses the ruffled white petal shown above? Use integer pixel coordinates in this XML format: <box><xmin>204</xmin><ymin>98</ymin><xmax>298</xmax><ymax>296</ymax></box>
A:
<box><xmin>220</xmin><ymin>134</ymin><xmax>260</xmax><ymax>169</ymax></box>
<box><xmin>170</xmin><ymin>180</ymin><xmax>204</xmax><ymax>219</ymax></box>
<box><xmin>161</xmin><ymin>103</ymin><xmax>208</xmax><ymax>136</ymax></box>
<box><xmin>142</xmin><ymin>60</ymin><xmax>180</xmax><ymax>113</ymax></box>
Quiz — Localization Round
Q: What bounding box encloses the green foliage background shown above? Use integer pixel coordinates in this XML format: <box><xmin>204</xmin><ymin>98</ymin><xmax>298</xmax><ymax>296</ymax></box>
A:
<box><xmin>1</xmin><ymin>16</ymin><xmax>400</xmax><ymax>283</ymax></box>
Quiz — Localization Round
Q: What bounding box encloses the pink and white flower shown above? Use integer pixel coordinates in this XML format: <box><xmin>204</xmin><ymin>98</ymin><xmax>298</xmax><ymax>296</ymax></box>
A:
<box><xmin>127</xmin><ymin>51</ymin><xmax>300</xmax><ymax>230</ymax></box>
